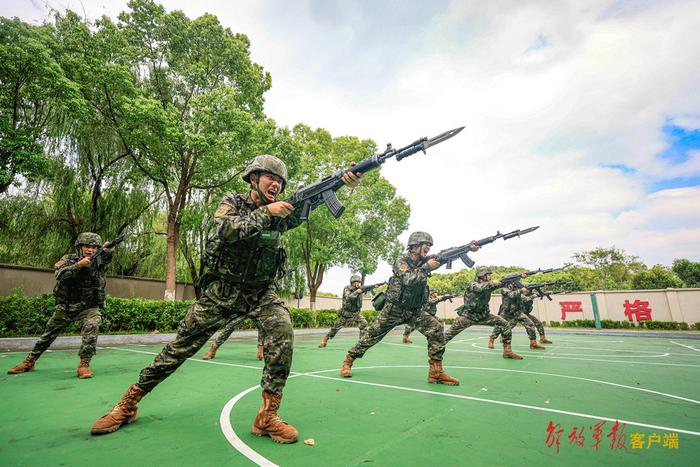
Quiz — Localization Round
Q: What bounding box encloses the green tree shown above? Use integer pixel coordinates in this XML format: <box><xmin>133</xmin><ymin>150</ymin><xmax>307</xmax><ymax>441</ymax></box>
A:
<box><xmin>284</xmin><ymin>124</ymin><xmax>410</xmax><ymax>309</ymax></box>
<box><xmin>630</xmin><ymin>265</ymin><xmax>684</xmax><ymax>290</ymax></box>
<box><xmin>49</xmin><ymin>1</ymin><xmax>273</xmax><ymax>299</ymax></box>
<box><xmin>0</xmin><ymin>18</ymin><xmax>83</xmax><ymax>193</ymax></box>
<box><xmin>671</xmin><ymin>259</ymin><xmax>700</xmax><ymax>288</ymax></box>
<box><xmin>572</xmin><ymin>246</ymin><xmax>646</xmax><ymax>289</ymax></box>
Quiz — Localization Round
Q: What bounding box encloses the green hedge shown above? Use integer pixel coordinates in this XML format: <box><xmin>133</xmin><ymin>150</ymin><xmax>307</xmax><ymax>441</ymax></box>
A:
<box><xmin>0</xmin><ymin>294</ymin><xmax>381</xmax><ymax>337</ymax></box>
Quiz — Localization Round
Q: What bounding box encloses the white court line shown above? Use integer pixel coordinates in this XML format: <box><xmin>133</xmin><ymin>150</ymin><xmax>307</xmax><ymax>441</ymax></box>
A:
<box><xmin>670</xmin><ymin>340</ymin><xmax>700</xmax><ymax>353</ymax></box>
<box><xmin>381</xmin><ymin>341</ymin><xmax>700</xmax><ymax>367</ymax></box>
<box><xmin>449</xmin><ymin>336</ymin><xmax>488</xmax><ymax>343</ymax></box>
<box><xmin>221</xmin><ymin>365</ymin><xmax>700</xmax><ymax>466</ymax></box>
<box><xmin>105</xmin><ymin>346</ymin><xmax>263</xmax><ymax>371</ymax></box>
<box><xmin>470</xmin><ymin>343</ymin><xmax>663</xmax><ymax>354</ymax></box>
<box><xmin>470</xmin><ymin>342</ymin><xmax>670</xmax><ymax>358</ymax></box>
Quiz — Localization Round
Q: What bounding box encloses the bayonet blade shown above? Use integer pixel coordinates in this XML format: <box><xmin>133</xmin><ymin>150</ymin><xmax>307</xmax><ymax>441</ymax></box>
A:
<box><xmin>425</xmin><ymin>126</ymin><xmax>465</xmax><ymax>149</ymax></box>
<box><xmin>518</xmin><ymin>226</ymin><xmax>540</xmax><ymax>236</ymax></box>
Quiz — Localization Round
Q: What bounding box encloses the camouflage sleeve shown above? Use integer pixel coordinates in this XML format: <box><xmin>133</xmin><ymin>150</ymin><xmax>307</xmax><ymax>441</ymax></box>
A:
<box><xmin>214</xmin><ymin>197</ymin><xmax>273</xmax><ymax>242</ymax></box>
<box><xmin>277</xmin><ymin>206</ymin><xmax>305</xmax><ymax>232</ymax></box>
<box><xmin>343</xmin><ymin>286</ymin><xmax>363</xmax><ymax>300</ymax></box>
<box><xmin>393</xmin><ymin>256</ymin><xmax>430</xmax><ymax>286</ymax></box>
<box><xmin>101</xmin><ymin>251</ymin><xmax>114</xmax><ymax>267</ymax></box>
<box><xmin>502</xmin><ymin>288</ymin><xmax>520</xmax><ymax>301</ymax></box>
<box><xmin>54</xmin><ymin>255</ymin><xmax>80</xmax><ymax>281</ymax></box>
<box><xmin>470</xmin><ymin>281</ymin><xmax>499</xmax><ymax>294</ymax></box>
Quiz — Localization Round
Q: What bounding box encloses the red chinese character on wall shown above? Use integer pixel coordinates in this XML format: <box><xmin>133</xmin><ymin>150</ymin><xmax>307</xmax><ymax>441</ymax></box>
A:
<box><xmin>623</xmin><ymin>300</ymin><xmax>652</xmax><ymax>321</ymax></box>
<box><xmin>560</xmin><ymin>301</ymin><xmax>583</xmax><ymax>320</ymax></box>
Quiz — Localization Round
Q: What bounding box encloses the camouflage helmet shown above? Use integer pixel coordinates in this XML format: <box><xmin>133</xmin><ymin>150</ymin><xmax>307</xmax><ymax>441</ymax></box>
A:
<box><xmin>407</xmin><ymin>231</ymin><xmax>434</xmax><ymax>247</ymax></box>
<box><xmin>75</xmin><ymin>232</ymin><xmax>102</xmax><ymax>247</ymax></box>
<box><xmin>476</xmin><ymin>266</ymin><xmax>492</xmax><ymax>279</ymax></box>
<box><xmin>241</xmin><ymin>155</ymin><xmax>288</xmax><ymax>192</ymax></box>
<box><xmin>350</xmin><ymin>274</ymin><xmax>362</xmax><ymax>283</ymax></box>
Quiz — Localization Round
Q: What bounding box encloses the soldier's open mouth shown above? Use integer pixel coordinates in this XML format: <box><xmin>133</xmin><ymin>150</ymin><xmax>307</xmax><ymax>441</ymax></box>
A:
<box><xmin>265</xmin><ymin>190</ymin><xmax>277</xmax><ymax>201</ymax></box>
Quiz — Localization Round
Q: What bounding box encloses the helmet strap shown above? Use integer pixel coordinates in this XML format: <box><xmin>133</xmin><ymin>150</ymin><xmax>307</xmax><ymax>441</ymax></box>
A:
<box><xmin>251</xmin><ymin>172</ymin><xmax>273</xmax><ymax>206</ymax></box>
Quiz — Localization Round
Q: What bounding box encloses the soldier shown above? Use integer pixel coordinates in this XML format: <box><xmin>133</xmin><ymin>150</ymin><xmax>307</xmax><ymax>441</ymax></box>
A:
<box><xmin>89</xmin><ymin>155</ymin><xmax>361</xmax><ymax>444</ymax></box>
<box><xmin>318</xmin><ymin>275</ymin><xmax>369</xmax><ymax>348</ymax></box>
<box><xmin>339</xmin><ymin>232</ymin><xmax>461</xmax><ymax>385</ymax></box>
<box><xmin>7</xmin><ymin>232</ymin><xmax>116</xmax><ymax>378</ymax></box>
<box><xmin>521</xmin><ymin>290</ymin><xmax>553</xmax><ymax>344</ymax></box>
<box><xmin>487</xmin><ymin>285</ymin><xmax>546</xmax><ymax>350</ymax></box>
<box><xmin>201</xmin><ymin>316</ymin><xmax>264</xmax><ymax>361</ymax></box>
<box><xmin>444</xmin><ymin>266</ymin><xmax>524</xmax><ymax>359</ymax></box>
<box><xmin>402</xmin><ymin>289</ymin><xmax>440</xmax><ymax>344</ymax></box>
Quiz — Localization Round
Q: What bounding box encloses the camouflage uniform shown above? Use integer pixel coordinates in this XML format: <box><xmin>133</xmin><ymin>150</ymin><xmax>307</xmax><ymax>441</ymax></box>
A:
<box><xmin>403</xmin><ymin>294</ymin><xmax>440</xmax><ymax>337</ymax></box>
<box><xmin>135</xmin><ymin>191</ymin><xmax>302</xmax><ymax>395</ymax></box>
<box><xmin>444</xmin><ymin>280</ymin><xmax>512</xmax><ymax>344</ymax></box>
<box><xmin>30</xmin><ymin>245</ymin><xmax>110</xmax><ymax>359</ymax></box>
<box><xmin>212</xmin><ymin>316</ymin><xmax>263</xmax><ymax>348</ymax></box>
<box><xmin>325</xmin><ymin>285</ymin><xmax>369</xmax><ymax>340</ymax></box>
<box><xmin>489</xmin><ymin>288</ymin><xmax>537</xmax><ymax>341</ymax></box>
<box><xmin>348</xmin><ymin>253</ymin><xmax>446</xmax><ymax>361</ymax></box>
<box><xmin>521</xmin><ymin>294</ymin><xmax>546</xmax><ymax>337</ymax></box>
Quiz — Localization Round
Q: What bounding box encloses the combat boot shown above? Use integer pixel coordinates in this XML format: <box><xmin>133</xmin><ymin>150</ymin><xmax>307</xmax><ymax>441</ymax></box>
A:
<box><xmin>251</xmin><ymin>390</ymin><xmax>298</xmax><ymax>443</ymax></box>
<box><xmin>427</xmin><ymin>359</ymin><xmax>460</xmax><ymax>385</ymax></box>
<box><xmin>503</xmin><ymin>344</ymin><xmax>524</xmax><ymax>360</ymax></box>
<box><xmin>91</xmin><ymin>384</ymin><xmax>147</xmax><ymax>435</ymax></box>
<box><xmin>77</xmin><ymin>357</ymin><xmax>94</xmax><ymax>379</ymax></box>
<box><xmin>202</xmin><ymin>343</ymin><xmax>218</xmax><ymax>360</ymax></box>
<box><xmin>530</xmin><ymin>339</ymin><xmax>546</xmax><ymax>350</ymax></box>
<box><xmin>318</xmin><ymin>336</ymin><xmax>329</xmax><ymax>348</ymax></box>
<box><xmin>540</xmin><ymin>335</ymin><xmax>553</xmax><ymax>344</ymax></box>
<box><xmin>402</xmin><ymin>335</ymin><xmax>413</xmax><ymax>344</ymax></box>
<box><xmin>7</xmin><ymin>354</ymin><xmax>37</xmax><ymax>374</ymax></box>
<box><xmin>340</xmin><ymin>354</ymin><xmax>354</xmax><ymax>378</ymax></box>
<box><xmin>487</xmin><ymin>338</ymin><xmax>495</xmax><ymax>349</ymax></box>
<box><xmin>256</xmin><ymin>344</ymin><xmax>264</xmax><ymax>360</ymax></box>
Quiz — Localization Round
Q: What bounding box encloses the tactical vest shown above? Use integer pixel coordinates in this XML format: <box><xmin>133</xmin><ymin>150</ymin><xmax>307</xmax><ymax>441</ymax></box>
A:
<box><xmin>522</xmin><ymin>296</ymin><xmax>534</xmax><ymax>314</ymax></box>
<box><xmin>53</xmin><ymin>254</ymin><xmax>105</xmax><ymax>307</ymax></box>
<box><xmin>385</xmin><ymin>255</ymin><xmax>429</xmax><ymax>310</ymax></box>
<box><xmin>204</xmin><ymin>228</ymin><xmax>285</xmax><ymax>286</ymax></box>
<box><xmin>341</xmin><ymin>286</ymin><xmax>362</xmax><ymax>315</ymax></box>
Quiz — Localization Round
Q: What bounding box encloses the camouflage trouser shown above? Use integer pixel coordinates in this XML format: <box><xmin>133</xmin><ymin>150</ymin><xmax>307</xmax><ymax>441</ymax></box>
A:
<box><xmin>30</xmin><ymin>305</ymin><xmax>102</xmax><ymax>359</ymax></box>
<box><xmin>444</xmin><ymin>313</ymin><xmax>512</xmax><ymax>345</ymax></box>
<box><xmin>490</xmin><ymin>313</ymin><xmax>537</xmax><ymax>341</ymax></box>
<box><xmin>525</xmin><ymin>313</ymin><xmax>546</xmax><ymax>337</ymax></box>
<box><xmin>404</xmin><ymin>312</ymin><xmax>436</xmax><ymax>336</ymax></box>
<box><xmin>213</xmin><ymin>315</ymin><xmax>263</xmax><ymax>348</ymax></box>
<box><xmin>137</xmin><ymin>280</ymin><xmax>293</xmax><ymax>395</ymax></box>
<box><xmin>348</xmin><ymin>303</ymin><xmax>446</xmax><ymax>361</ymax></box>
<box><xmin>325</xmin><ymin>313</ymin><xmax>368</xmax><ymax>340</ymax></box>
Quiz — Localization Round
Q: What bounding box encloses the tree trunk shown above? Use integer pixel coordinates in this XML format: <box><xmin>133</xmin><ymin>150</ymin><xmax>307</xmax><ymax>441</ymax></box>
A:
<box><xmin>164</xmin><ymin>212</ymin><xmax>179</xmax><ymax>301</ymax></box>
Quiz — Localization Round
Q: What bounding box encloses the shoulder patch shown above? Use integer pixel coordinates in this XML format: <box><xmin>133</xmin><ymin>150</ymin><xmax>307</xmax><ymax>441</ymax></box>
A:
<box><xmin>54</xmin><ymin>254</ymin><xmax>70</xmax><ymax>270</ymax></box>
<box><xmin>215</xmin><ymin>203</ymin><xmax>234</xmax><ymax>219</ymax></box>
<box><xmin>398</xmin><ymin>262</ymin><xmax>409</xmax><ymax>273</ymax></box>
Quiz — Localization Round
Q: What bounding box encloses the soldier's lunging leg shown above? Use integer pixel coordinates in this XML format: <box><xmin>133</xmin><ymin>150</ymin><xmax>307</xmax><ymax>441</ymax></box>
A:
<box><xmin>76</xmin><ymin>307</ymin><xmax>102</xmax><ymax>378</ymax></box>
<box><xmin>402</xmin><ymin>324</ymin><xmax>415</xmax><ymax>344</ymax></box>
<box><xmin>202</xmin><ymin>315</ymin><xmax>246</xmax><ymax>360</ymax></box>
<box><xmin>91</xmin><ymin>295</ymin><xmax>226</xmax><ymax>435</ymax></box>
<box><xmin>319</xmin><ymin>315</ymin><xmax>345</xmax><ymax>348</ymax></box>
<box><xmin>341</xmin><ymin>306</ymin><xmax>405</xmax><ymax>377</ymax></box>
<box><xmin>414</xmin><ymin>312</ymin><xmax>459</xmax><ymax>385</ymax></box>
<box><xmin>248</xmin><ymin>295</ymin><xmax>297</xmax><ymax>444</ymax></box>
<box><xmin>529</xmin><ymin>313</ymin><xmax>552</xmax><ymax>343</ymax></box>
<box><xmin>8</xmin><ymin>307</ymin><xmax>72</xmax><ymax>374</ymax></box>
<box><xmin>516</xmin><ymin>314</ymin><xmax>545</xmax><ymax>350</ymax></box>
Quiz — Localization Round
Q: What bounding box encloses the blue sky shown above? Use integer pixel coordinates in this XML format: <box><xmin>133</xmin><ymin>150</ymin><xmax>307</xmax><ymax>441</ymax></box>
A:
<box><xmin>3</xmin><ymin>0</ymin><xmax>700</xmax><ymax>294</ymax></box>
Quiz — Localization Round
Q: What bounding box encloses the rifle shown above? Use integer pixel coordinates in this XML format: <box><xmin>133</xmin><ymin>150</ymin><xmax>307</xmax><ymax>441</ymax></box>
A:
<box><xmin>361</xmin><ymin>282</ymin><xmax>386</xmax><ymax>293</ymax></box>
<box><xmin>521</xmin><ymin>265</ymin><xmax>569</xmax><ymax>275</ymax></box>
<box><xmin>287</xmin><ymin>127</ymin><xmax>464</xmax><ymax>220</ymax></box>
<box><xmin>521</xmin><ymin>280</ymin><xmax>570</xmax><ymax>301</ymax></box>
<box><xmin>435</xmin><ymin>294</ymin><xmax>457</xmax><ymax>303</ymax></box>
<box><xmin>432</xmin><ymin>226</ymin><xmax>539</xmax><ymax>269</ymax></box>
<box><xmin>90</xmin><ymin>235</ymin><xmax>125</xmax><ymax>271</ymax></box>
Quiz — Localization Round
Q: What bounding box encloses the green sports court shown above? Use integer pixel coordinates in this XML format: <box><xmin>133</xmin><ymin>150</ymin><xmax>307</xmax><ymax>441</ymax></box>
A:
<box><xmin>2</xmin><ymin>328</ymin><xmax>698</xmax><ymax>466</ymax></box>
